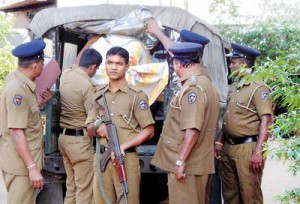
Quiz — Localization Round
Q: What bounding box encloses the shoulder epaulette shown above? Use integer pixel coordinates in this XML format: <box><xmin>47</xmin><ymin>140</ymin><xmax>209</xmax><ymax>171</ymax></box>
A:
<box><xmin>253</xmin><ymin>80</ymin><xmax>264</xmax><ymax>86</ymax></box>
<box><xmin>128</xmin><ymin>83</ymin><xmax>141</xmax><ymax>93</ymax></box>
<box><xmin>96</xmin><ymin>84</ymin><xmax>107</xmax><ymax>92</ymax></box>
<box><xmin>189</xmin><ymin>75</ymin><xmax>197</xmax><ymax>86</ymax></box>
<box><xmin>253</xmin><ymin>80</ymin><xmax>271</xmax><ymax>90</ymax></box>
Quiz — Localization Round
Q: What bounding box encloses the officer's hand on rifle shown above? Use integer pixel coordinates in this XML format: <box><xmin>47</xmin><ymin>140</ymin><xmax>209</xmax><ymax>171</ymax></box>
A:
<box><xmin>120</xmin><ymin>144</ymin><xmax>126</xmax><ymax>157</ymax></box>
<box><xmin>111</xmin><ymin>144</ymin><xmax>126</xmax><ymax>163</ymax></box>
<box><xmin>87</xmin><ymin>120</ymin><xmax>108</xmax><ymax>139</ymax></box>
<box><xmin>95</xmin><ymin>123</ymin><xmax>109</xmax><ymax>140</ymax></box>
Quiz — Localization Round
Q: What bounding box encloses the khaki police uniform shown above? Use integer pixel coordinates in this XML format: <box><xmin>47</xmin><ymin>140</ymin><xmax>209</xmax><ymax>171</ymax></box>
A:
<box><xmin>220</xmin><ymin>80</ymin><xmax>273</xmax><ymax>204</ymax></box>
<box><xmin>58</xmin><ymin>65</ymin><xmax>95</xmax><ymax>204</ymax></box>
<box><xmin>0</xmin><ymin>70</ymin><xmax>44</xmax><ymax>204</ymax></box>
<box><xmin>151</xmin><ymin>69</ymin><xmax>220</xmax><ymax>204</ymax></box>
<box><xmin>86</xmin><ymin>80</ymin><xmax>154</xmax><ymax>204</ymax></box>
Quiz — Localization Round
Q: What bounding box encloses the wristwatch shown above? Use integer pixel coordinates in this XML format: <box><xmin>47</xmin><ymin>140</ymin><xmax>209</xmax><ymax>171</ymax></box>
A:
<box><xmin>176</xmin><ymin>159</ymin><xmax>186</xmax><ymax>167</ymax></box>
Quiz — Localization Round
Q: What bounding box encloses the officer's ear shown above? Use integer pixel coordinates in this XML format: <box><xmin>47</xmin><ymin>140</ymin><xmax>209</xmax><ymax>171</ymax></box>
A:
<box><xmin>125</xmin><ymin>63</ymin><xmax>130</xmax><ymax>71</ymax></box>
<box><xmin>92</xmin><ymin>63</ymin><xmax>100</xmax><ymax>70</ymax></box>
<box><xmin>238</xmin><ymin>58</ymin><xmax>247</xmax><ymax>66</ymax></box>
<box><xmin>30</xmin><ymin>61</ymin><xmax>39</xmax><ymax>73</ymax></box>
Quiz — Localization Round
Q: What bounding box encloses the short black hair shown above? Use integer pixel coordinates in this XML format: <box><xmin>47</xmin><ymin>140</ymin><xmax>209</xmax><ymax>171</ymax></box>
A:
<box><xmin>79</xmin><ymin>48</ymin><xmax>102</xmax><ymax>68</ymax></box>
<box><xmin>173</xmin><ymin>51</ymin><xmax>204</xmax><ymax>68</ymax></box>
<box><xmin>239</xmin><ymin>58</ymin><xmax>254</xmax><ymax>68</ymax></box>
<box><xmin>106</xmin><ymin>47</ymin><xmax>129</xmax><ymax>64</ymax></box>
<box><xmin>18</xmin><ymin>58</ymin><xmax>42</xmax><ymax>68</ymax></box>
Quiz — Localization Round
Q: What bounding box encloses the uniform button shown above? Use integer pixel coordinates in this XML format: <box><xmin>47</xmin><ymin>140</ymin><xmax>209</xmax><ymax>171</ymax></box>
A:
<box><xmin>237</xmin><ymin>90</ymin><xmax>239</xmax><ymax>93</ymax></box>
<box><xmin>223</xmin><ymin>122</ymin><xmax>226</xmax><ymax>125</ymax></box>
<box><xmin>111</xmin><ymin>113</ymin><xmax>114</xmax><ymax>116</ymax></box>
<box><xmin>167</xmin><ymin>141</ymin><xmax>170</xmax><ymax>144</ymax></box>
<box><xmin>227</xmin><ymin>110</ymin><xmax>229</xmax><ymax>113</ymax></box>
<box><xmin>112</xmin><ymin>101</ymin><xmax>115</xmax><ymax>104</ymax></box>
<box><xmin>232</xmin><ymin>99</ymin><xmax>234</xmax><ymax>102</ymax></box>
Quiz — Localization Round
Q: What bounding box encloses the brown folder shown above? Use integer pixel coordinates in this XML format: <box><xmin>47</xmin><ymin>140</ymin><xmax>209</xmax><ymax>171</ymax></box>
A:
<box><xmin>35</xmin><ymin>58</ymin><xmax>61</xmax><ymax>104</ymax></box>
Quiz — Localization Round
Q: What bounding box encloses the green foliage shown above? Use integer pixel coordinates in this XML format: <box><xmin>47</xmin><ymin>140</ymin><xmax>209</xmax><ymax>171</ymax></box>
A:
<box><xmin>209</xmin><ymin>0</ymin><xmax>240</xmax><ymax>24</ymax></box>
<box><xmin>210</xmin><ymin>0</ymin><xmax>300</xmax><ymax>202</ymax></box>
<box><xmin>275</xmin><ymin>188</ymin><xmax>300</xmax><ymax>204</ymax></box>
<box><xmin>0</xmin><ymin>12</ymin><xmax>17</xmax><ymax>93</ymax></box>
<box><xmin>220</xmin><ymin>24</ymin><xmax>300</xmax><ymax>64</ymax></box>
<box><xmin>0</xmin><ymin>13</ymin><xmax>14</xmax><ymax>43</ymax></box>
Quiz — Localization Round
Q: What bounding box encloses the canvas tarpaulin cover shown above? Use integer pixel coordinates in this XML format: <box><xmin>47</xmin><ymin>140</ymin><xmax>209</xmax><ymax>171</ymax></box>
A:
<box><xmin>28</xmin><ymin>4</ymin><xmax>229</xmax><ymax>102</ymax></box>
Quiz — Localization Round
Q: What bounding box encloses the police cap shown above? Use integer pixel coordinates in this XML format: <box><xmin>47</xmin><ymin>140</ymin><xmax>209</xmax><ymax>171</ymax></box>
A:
<box><xmin>169</xmin><ymin>42</ymin><xmax>203</xmax><ymax>63</ymax></box>
<box><xmin>227</xmin><ymin>43</ymin><xmax>261</xmax><ymax>61</ymax></box>
<box><xmin>12</xmin><ymin>40</ymin><xmax>46</xmax><ymax>60</ymax></box>
<box><xmin>180</xmin><ymin>30</ymin><xmax>210</xmax><ymax>46</ymax></box>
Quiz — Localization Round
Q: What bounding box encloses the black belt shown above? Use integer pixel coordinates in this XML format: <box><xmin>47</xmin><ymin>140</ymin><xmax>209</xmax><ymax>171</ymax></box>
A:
<box><xmin>99</xmin><ymin>145</ymin><xmax>136</xmax><ymax>154</ymax></box>
<box><xmin>225</xmin><ymin>135</ymin><xmax>258</xmax><ymax>145</ymax></box>
<box><xmin>60</xmin><ymin>128</ymin><xmax>84</xmax><ymax>136</ymax></box>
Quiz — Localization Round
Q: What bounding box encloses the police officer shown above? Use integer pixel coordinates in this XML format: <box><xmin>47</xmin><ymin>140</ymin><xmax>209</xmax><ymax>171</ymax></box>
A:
<box><xmin>0</xmin><ymin>40</ymin><xmax>51</xmax><ymax>204</ymax></box>
<box><xmin>86</xmin><ymin>46</ymin><xmax>155</xmax><ymax>204</ymax></box>
<box><xmin>145</xmin><ymin>17</ymin><xmax>209</xmax><ymax>58</ymax></box>
<box><xmin>145</xmin><ymin>18</ymin><xmax>212</xmax><ymax>96</ymax></box>
<box><xmin>214</xmin><ymin>43</ymin><xmax>273</xmax><ymax>203</ymax></box>
<box><xmin>58</xmin><ymin>36</ymin><xmax>102</xmax><ymax>204</ymax></box>
<box><xmin>151</xmin><ymin>42</ymin><xmax>220</xmax><ymax>204</ymax></box>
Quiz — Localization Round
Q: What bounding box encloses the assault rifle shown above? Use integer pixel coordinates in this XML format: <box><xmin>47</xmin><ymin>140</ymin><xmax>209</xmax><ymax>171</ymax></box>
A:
<box><xmin>95</xmin><ymin>94</ymin><xmax>128</xmax><ymax>204</ymax></box>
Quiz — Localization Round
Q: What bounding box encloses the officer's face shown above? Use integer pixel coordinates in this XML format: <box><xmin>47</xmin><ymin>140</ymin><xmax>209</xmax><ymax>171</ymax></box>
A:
<box><xmin>105</xmin><ymin>55</ymin><xmax>129</xmax><ymax>81</ymax></box>
<box><xmin>173</xmin><ymin>59</ymin><xmax>182</xmax><ymax>77</ymax></box>
<box><xmin>229</xmin><ymin>58</ymin><xmax>245</xmax><ymax>72</ymax></box>
<box><xmin>34</xmin><ymin>59</ymin><xmax>44</xmax><ymax>78</ymax></box>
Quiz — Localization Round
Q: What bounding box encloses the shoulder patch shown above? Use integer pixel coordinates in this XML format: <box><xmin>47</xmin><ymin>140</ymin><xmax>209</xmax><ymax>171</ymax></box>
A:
<box><xmin>138</xmin><ymin>100</ymin><xmax>148</xmax><ymax>111</ymax></box>
<box><xmin>188</xmin><ymin>92</ymin><xmax>197</xmax><ymax>104</ymax></box>
<box><xmin>13</xmin><ymin>95</ymin><xmax>22</xmax><ymax>106</ymax></box>
<box><xmin>261</xmin><ymin>91</ymin><xmax>269</xmax><ymax>100</ymax></box>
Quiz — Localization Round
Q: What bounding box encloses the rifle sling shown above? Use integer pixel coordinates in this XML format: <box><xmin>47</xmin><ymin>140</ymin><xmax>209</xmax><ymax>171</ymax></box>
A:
<box><xmin>96</xmin><ymin>137</ymin><xmax>111</xmax><ymax>204</ymax></box>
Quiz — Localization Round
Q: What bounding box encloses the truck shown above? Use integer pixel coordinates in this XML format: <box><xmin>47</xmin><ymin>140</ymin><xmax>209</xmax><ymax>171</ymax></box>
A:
<box><xmin>27</xmin><ymin>4</ymin><xmax>229</xmax><ymax>204</ymax></box>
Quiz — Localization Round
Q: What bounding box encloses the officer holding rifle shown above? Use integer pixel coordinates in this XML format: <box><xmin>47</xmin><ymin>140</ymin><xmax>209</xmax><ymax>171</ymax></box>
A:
<box><xmin>86</xmin><ymin>46</ymin><xmax>155</xmax><ymax>204</ymax></box>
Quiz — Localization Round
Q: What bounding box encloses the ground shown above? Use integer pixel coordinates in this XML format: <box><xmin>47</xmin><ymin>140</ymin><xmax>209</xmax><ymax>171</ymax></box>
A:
<box><xmin>0</xmin><ymin>141</ymin><xmax>299</xmax><ymax>203</ymax></box>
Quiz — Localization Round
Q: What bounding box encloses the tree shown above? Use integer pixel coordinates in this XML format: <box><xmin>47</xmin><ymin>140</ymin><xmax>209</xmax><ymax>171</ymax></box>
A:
<box><xmin>0</xmin><ymin>12</ymin><xmax>17</xmax><ymax>94</ymax></box>
<box><xmin>210</xmin><ymin>0</ymin><xmax>300</xmax><ymax>202</ymax></box>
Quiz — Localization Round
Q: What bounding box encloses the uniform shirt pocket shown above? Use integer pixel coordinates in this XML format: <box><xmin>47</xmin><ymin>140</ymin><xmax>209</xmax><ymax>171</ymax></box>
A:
<box><xmin>30</xmin><ymin>105</ymin><xmax>42</xmax><ymax>126</ymax></box>
<box><xmin>114</xmin><ymin>106</ymin><xmax>138</xmax><ymax>131</ymax></box>
<box><xmin>162</xmin><ymin>136</ymin><xmax>179</xmax><ymax>152</ymax></box>
<box><xmin>28</xmin><ymin>142</ymin><xmax>42</xmax><ymax>151</ymax></box>
<box><xmin>236</xmin><ymin>99</ymin><xmax>257</xmax><ymax>114</ymax></box>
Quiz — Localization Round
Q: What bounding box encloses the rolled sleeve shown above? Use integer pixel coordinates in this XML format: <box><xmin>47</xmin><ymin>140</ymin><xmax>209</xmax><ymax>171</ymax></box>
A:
<box><xmin>253</xmin><ymin>86</ymin><xmax>273</xmax><ymax>116</ymax></box>
<box><xmin>7</xmin><ymin>88</ymin><xmax>29</xmax><ymax>129</ymax></box>
<box><xmin>180</xmin><ymin>87</ymin><xmax>205</xmax><ymax>131</ymax></box>
<box><xmin>83</xmin><ymin>85</ymin><xmax>96</xmax><ymax>114</ymax></box>
<box><xmin>133</xmin><ymin>91</ymin><xmax>155</xmax><ymax>129</ymax></box>
<box><xmin>85</xmin><ymin>93</ymin><xmax>100</xmax><ymax>125</ymax></box>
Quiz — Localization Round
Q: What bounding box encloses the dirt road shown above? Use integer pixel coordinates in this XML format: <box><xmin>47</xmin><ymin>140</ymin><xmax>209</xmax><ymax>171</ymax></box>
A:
<box><xmin>0</xmin><ymin>141</ymin><xmax>299</xmax><ymax>203</ymax></box>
